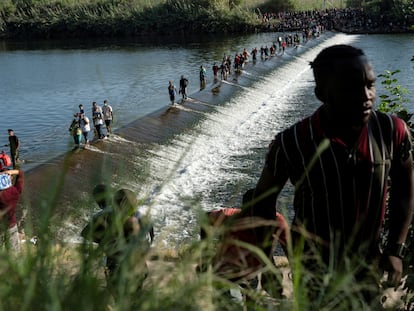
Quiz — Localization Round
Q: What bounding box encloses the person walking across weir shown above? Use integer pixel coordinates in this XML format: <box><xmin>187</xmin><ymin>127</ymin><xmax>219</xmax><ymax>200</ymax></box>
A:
<box><xmin>92</xmin><ymin>101</ymin><xmax>105</xmax><ymax>139</ymax></box>
<box><xmin>199</xmin><ymin>65</ymin><xmax>206</xmax><ymax>90</ymax></box>
<box><xmin>168</xmin><ymin>80</ymin><xmax>177</xmax><ymax>105</ymax></box>
<box><xmin>179</xmin><ymin>75</ymin><xmax>188</xmax><ymax>102</ymax></box>
<box><xmin>102</xmin><ymin>100</ymin><xmax>113</xmax><ymax>136</ymax></box>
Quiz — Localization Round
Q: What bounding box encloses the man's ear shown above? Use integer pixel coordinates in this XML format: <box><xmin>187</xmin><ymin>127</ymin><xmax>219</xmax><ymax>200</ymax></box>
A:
<box><xmin>314</xmin><ymin>86</ymin><xmax>326</xmax><ymax>102</ymax></box>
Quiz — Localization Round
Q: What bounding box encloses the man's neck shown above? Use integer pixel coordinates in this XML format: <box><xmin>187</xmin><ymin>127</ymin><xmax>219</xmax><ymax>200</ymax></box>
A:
<box><xmin>320</xmin><ymin>107</ymin><xmax>364</xmax><ymax>147</ymax></box>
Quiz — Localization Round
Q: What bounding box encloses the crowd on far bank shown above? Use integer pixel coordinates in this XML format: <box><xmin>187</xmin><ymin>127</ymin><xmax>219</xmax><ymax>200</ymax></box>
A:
<box><xmin>260</xmin><ymin>8</ymin><xmax>413</xmax><ymax>34</ymax></box>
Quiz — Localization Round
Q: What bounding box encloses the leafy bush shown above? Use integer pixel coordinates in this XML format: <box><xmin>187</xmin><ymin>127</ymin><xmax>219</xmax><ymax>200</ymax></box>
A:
<box><xmin>378</xmin><ymin>69</ymin><xmax>413</xmax><ymax>134</ymax></box>
<box><xmin>377</xmin><ymin>59</ymin><xmax>414</xmax><ymax>311</ymax></box>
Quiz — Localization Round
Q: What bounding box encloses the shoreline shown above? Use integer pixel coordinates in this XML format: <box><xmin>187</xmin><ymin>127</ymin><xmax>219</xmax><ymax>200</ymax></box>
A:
<box><xmin>1</xmin><ymin>11</ymin><xmax>413</xmax><ymax>41</ymax></box>
<box><xmin>1</xmin><ymin>26</ymin><xmax>413</xmax><ymax>42</ymax></box>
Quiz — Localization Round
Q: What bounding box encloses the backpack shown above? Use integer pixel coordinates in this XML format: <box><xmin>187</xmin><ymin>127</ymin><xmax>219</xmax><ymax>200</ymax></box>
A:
<box><xmin>183</xmin><ymin>79</ymin><xmax>188</xmax><ymax>87</ymax></box>
<box><xmin>75</xmin><ymin>125</ymin><xmax>82</xmax><ymax>136</ymax></box>
<box><xmin>168</xmin><ymin>85</ymin><xmax>175</xmax><ymax>96</ymax></box>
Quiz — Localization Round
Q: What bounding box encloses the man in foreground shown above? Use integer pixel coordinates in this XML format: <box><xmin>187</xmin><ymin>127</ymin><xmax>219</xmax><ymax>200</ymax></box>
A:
<box><xmin>227</xmin><ymin>45</ymin><xmax>414</xmax><ymax>307</ymax></box>
<box><xmin>81</xmin><ymin>185</ymin><xmax>154</xmax><ymax>290</ymax></box>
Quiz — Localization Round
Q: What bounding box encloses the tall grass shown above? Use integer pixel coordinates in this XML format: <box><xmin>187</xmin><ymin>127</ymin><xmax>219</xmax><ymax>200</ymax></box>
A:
<box><xmin>0</xmin><ymin>191</ymin><xmax>392</xmax><ymax>310</ymax></box>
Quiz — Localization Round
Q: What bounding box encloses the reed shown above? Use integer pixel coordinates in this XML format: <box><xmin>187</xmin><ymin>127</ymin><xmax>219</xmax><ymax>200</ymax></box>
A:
<box><xmin>0</xmin><ymin>193</ymin><xmax>395</xmax><ymax>310</ymax></box>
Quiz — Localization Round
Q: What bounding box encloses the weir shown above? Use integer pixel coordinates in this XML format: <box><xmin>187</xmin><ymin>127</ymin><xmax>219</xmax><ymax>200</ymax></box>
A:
<box><xmin>20</xmin><ymin>32</ymin><xmax>358</xmax><ymax>247</ymax></box>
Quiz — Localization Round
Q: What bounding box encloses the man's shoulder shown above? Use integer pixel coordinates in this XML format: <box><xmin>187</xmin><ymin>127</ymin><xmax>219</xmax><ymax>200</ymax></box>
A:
<box><xmin>280</xmin><ymin>114</ymin><xmax>314</xmax><ymax>136</ymax></box>
<box><xmin>370</xmin><ymin>111</ymin><xmax>411</xmax><ymax>151</ymax></box>
<box><xmin>271</xmin><ymin>114</ymin><xmax>318</xmax><ymax>156</ymax></box>
<box><xmin>372</xmin><ymin>110</ymin><xmax>391</xmax><ymax>120</ymax></box>
<box><xmin>372</xmin><ymin>111</ymin><xmax>406</xmax><ymax>133</ymax></box>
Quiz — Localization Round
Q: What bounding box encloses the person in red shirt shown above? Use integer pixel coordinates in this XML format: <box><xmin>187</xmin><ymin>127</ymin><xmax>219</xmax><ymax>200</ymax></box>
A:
<box><xmin>0</xmin><ymin>169</ymin><xmax>24</xmax><ymax>251</ymax></box>
<box><xmin>81</xmin><ymin>185</ymin><xmax>154</xmax><ymax>290</ymax></box>
<box><xmin>199</xmin><ymin>189</ymin><xmax>290</xmax><ymax>298</ymax></box>
<box><xmin>222</xmin><ymin>45</ymin><xmax>414</xmax><ymax>306</ymax></box>
<box><xmin>0</xmin><ymin>150</ymin><xmax>12</xmax><ymax>171</ymax></box>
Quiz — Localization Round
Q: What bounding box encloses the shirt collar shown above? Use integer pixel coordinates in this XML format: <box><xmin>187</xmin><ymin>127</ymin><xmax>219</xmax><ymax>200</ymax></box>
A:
<box><xmin>310</xmin><ymin>106</ymin><xmax>371</xmax><ymax>147</ymax></box>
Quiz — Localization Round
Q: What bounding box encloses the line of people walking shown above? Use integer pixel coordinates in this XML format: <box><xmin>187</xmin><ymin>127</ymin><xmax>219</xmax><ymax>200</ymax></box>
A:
<box><xmin>167</xmin><ymin>31</ymin><xmax>316</xmax><ymax>106</ymax></box>
<box><xmin>168</xmin><ymin>76</ymin><xmax>189</xmax><ymax>106</ymax></box>
<box><xmin>69</xmin><ymin>100</ymin><xmax>114</xmax><ymax>149</ymax></box>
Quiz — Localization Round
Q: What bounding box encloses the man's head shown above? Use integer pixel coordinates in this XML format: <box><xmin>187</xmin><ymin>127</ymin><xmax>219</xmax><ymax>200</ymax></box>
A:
<box><xmin>113</xmin><ymin>188</ymin><xmax>138</xmax><ymax>214</ymax></box>
<box><xmin>92</xmin><ymin>184</ymin><xmax>111</xmax><ymax>209</ymax></box>
<box><xmin>311</xmin><ymin>45</ymin><xmax>376</xmax><ymax>128</ymax></box>
<box><xmin>7</xmin><ymin>129</ymin><xmax>14</xmax><ymax>136</ymax></box>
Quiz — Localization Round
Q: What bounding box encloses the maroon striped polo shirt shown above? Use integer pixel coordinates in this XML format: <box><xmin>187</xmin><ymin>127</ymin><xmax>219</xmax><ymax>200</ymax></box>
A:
<box><xmin>264</xmin><ymin>108</ymin><xmax>412</xmax><ymax>263</ymax></box>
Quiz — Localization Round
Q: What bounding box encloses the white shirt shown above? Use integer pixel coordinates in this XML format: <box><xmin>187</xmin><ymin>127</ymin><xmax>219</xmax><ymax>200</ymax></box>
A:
<box><xmin>81</xmin><ymin>116</ymin><xmax>90</xmax><ymax>132</ymax></box>
<box><xmin>93</xmin><ymin>107</ymin><xmax>104</xmax><ymax>126</ymax></box>
<box><xmin>102</xmin><ymin>104</ymin><xmax>113</xmax><ymax>120</ymax></box>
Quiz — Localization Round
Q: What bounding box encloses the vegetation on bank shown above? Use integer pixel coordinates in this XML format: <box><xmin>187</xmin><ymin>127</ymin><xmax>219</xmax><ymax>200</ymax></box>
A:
<box><xmin>0</xmin><ymin>0</ymin><xmax>263</xmax><ymax>39</ymax></box>
<box><xmin>0</xmin><ymin>0</ymin><xmax>413</xmax><ymax>39</ymax></box>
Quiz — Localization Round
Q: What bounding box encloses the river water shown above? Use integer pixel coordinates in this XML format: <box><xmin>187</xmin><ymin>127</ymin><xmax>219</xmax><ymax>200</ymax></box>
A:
<box><xmin>1</xmin><ymin>32</ymin><xmax>413</xmax><ymax>248</ymax></box>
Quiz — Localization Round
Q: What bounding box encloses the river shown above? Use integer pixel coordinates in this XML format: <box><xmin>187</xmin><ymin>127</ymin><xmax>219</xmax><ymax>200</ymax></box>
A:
<box><xmin>1</xmin><ymin>31</ymin><xmax>413</xmax><ymax>249</ymax></box>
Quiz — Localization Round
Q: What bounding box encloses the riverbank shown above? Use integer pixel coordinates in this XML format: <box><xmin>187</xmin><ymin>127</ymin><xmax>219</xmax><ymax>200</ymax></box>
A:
<box><xmin>0</xmin><ymin>0</ymin><xmax>261</xmax><ymax>40</ymax></box>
